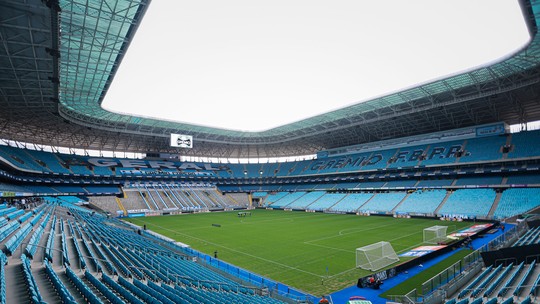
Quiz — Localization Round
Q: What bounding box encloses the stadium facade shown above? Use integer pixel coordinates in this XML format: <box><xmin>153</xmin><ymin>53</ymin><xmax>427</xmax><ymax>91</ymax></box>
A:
<box><xmin>1</xmin><ymin>0</ymin><xmax>540</xmax><ymax>303</ymax></box>
<box><xmin>1</xmin><ymin>0</ymin><xmax>540</xmax><ymax>158</ymax></box>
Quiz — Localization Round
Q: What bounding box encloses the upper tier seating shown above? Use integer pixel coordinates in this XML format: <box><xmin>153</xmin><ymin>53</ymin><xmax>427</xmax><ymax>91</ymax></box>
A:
<box><xmin>84</xmin><ymin>185</ymin><xmax>121</xmax><ymax>194</ymax></box>
<box><xmin>24</xmin><ymin>149</ymin><xmax>71</xmax><ymax>174</ymax></box>
<box><xmin>357</xmin><ymin>181</ymin><xmax>386</xmax><ymax>188</ymax></box>
<box><xmin>0</xmin><ymin>182</ymin><xmax>31</xmax><ymax>192</ymax></box>
<box><xmin>366</xmin><ymin>149</ymin><xmax>398</xmax><ymax>170</ymax></box>
<box><xmin>70</xmin><ymin>165</ymin><xmax>93</xmax><ymax>175</ymax></box>
<box><xmin>416</xmin><ymin>179</ymin><xmax>454</xmax><ymax>187</ymax></box>
<box><xmin>0</xmin><ymin>145</ymin><xmax>44</xmax><ymax>171</ymax></box>
<box><xmin>454</xmin><ymin>176</ymin><xmax>503</xmax><ymax>186</ymax></box>
<box><xmin>506</xmin><ymin>174</ymin><xmax>540</xmax><ymax>185</ymax></box>
<box><xmin>419</xmin><ymin>140</ymin><xmax>465</xmax><ymax>166</ymax></box>
<box><xmin>459</xmin><ymin>136</ymin><xmax>506</xmax><ymax>163</ymax></box>
<box><xmin>383</xmin><ymin>180</ymin><xmax>418</xmax><ymax>188</ymax></box>
<box><xmin>1</xmin><ymin>129</ymin><xmax>540</xmax><ymax>180</ymax></box>
<box><xmin>92</xmin><ymin>165</ymin><xmax>114</xmax><ymax>175</ymax></box>
<box><xmin>507</xmin><ymin>129</ymin><xmax>540</xmax><ymax>159</ymax></box>
<box><xmin>27</xmin><ymin>185</ymin><xmax>62</xmax><ymax>194</ymax></box>
<box><xmin>387</xmin><ymin>145</ymin><xmax>428</xmax><ymax>169</ymax></box>
<box><xmin>287</xmin><ymin>160</ymin><xmax>312</xmax><ymax>176</ymax></box>
<box><xmin>259</xmin><ymin>163</ymin><xmax>279</xmax><ymax>178</ymax></box>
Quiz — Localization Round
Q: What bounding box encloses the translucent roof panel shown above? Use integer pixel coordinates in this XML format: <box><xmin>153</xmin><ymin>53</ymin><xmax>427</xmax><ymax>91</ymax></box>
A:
<box><xmin>101</xmin><ymin>0</ymin><xmax>530</xmax><ymax>132</ymax></box>
<box><xmin>57</xmin><ymin>0</ymin><xmax>540</xmax><ymax>141</ymax></box>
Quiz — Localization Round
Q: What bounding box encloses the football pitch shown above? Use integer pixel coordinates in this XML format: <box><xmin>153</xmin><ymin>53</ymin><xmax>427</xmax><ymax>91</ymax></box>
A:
<box><xmin>124</xmin><ymin>209</ymin><xmax>472</xmax><ymax>296</ymax></box>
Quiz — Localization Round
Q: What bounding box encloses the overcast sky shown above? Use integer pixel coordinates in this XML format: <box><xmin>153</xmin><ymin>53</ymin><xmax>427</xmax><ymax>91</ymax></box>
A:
<box><xmin>102</xmin><ymin>0</ymin><xmax>530</xmax><ymax>132</ymax></box>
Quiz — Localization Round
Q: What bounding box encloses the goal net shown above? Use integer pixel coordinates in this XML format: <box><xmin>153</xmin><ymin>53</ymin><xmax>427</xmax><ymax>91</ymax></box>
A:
<box><xmin>423</xmin><ymin>225</ymin><xmax>448</xmax><ymax>244</ymax></box>
<box><xmin>356</xmin><ymin>241</ymin><xmax>399</xmax><ymax>271</ymax></box>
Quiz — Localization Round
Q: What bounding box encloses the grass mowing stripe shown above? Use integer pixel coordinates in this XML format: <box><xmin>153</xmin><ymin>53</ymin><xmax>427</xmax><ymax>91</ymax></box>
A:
<box><xmin>124</xmin><ymin>209</ymin><xmax>472</xmax><ymax>296</ymax></box>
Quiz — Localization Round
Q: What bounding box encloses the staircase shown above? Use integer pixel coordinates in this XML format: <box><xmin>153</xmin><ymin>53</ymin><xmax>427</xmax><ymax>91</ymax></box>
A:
<box><xmin>434</xmin><ymin>191</ymin><xmax>452</xmax><ymax>215</ymax></box>
<box><xmin>487</xmin><ymin>191</ymin><xmax>503</xmax><ymax>219</ymax></box>
<box><xmin>391</xmin><ymin>192</ymin><xmax>412</xmax><ymax>213</ymax></box>
<box><xmin>355</xmin><ymin>193</ymin><xmax>377</xmax><ymax>212</ymax></box>
<box><xmin>4</xmin><ymin>260</ymin><xmax>33</xmax><ymax>303</ymax></box>
<box><xmin>115</xmin><ymin>197</ymin><xmax>127</xmax><ymax>216</ymax></box>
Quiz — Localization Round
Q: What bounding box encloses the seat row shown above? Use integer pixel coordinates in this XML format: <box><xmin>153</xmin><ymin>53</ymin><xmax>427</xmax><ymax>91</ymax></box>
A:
<box><xmin>44</xmin><ymin>215</ymin><xmax>56</xmax><ymax>262</ymax></box>
<box><xmin>513</xmin><ymin>226</ymin><xmax>540</xmax><ymax>247</ymax></box>
<box><xmin>0</xmin><ymin>252</ymin><xmax>6</xmax><ymax>303</ymax></box>
<box><xmin>13</xmin><ymin>204</ymin><xmax>288</xmax><ymax>304</ymax></box>
<box><xmin>3</xmin><ymin>223</ymin><xmax>31</xmax><ymax>254</ymax></box>
<box><xmin>25</xmin><ymin>222</ymin><xmax>46</xmax><ymax>259</ymax></box>
<box><xmin>21</xmin><ymin>254</ymin><xmax>44</xmax><ymax>304</ymax></box>
<box><xmin>65</xmin><ymin>266</ymin><xmax>103</xmax><ymax>303</ymax></box>
<box><xmin>447</xmin><ymin>261</ymin><xmax>539</xmax><ymax>304</ymax></box>
<box><xmin>0</xmin><ymin>220</ymin><xmax>19</xmax><ymax>243</ymax></box>
<box><xmin>44</xmin><ymin>260</ymin><xmax>77</xmax><ymax>303</ymax></box>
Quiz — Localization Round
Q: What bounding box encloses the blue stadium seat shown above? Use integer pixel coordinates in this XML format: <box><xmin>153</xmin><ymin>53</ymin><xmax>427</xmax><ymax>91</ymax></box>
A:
<box><xmin>438</xmin><ymin>189</ymin><xmax>496</xmax><ymax>218</ymax></box>
<box><xmin>508</xmin><ymin>130</ymin><xmax>540</xmax><ymax>159</ymax></box>
<box><xmin>101</xmin><ymin>273</ymin><xmax>145</xmax><ymax>304</ymax></box>
<box><xmin>458</xmin><ymin>265</ymin><xmax>493</xmax><ymax>299</ymax></box>
<box><xmin>4</xmin><ymin>222</ymin><xmax>32</xmax><ymax>255</ymax></box>
<box><xmin>44</xmin><ymin>260</ymin><xmax>77</xmax><ymax>303</ymax></box>
<box><xmin>133</xmin><ymin>279</ymin><xmax>175</xmax><ymax>304</ymax></box>
<box><xmin>459</xmin><ymin>135</ymin><xmax>506</xmax><ymax>163</ymax></box>
<box><xmin>65</xmin><ymin>266</ymin><xmax>103</xmax><ymax>303</ymax></box>
<box><xmin>394</xmin><ymin>189</ymin><xmax>447</xmax><ymax>215</ymax></box>
<box><xmin>307</xmin><ymin>193</ymin><xmax>347</xmax><ymax>211</ymax></box>
<box><xmin>359</xmin><ymin>192</ymin><xmax>406</xmax><ymax>213</ymax></box>
<box><xmin>506</xmin><ymin>174</ymin><xmax>540</xmax><ymax>185</ymax></box>
<box><xmin>84</xmin><ymin>271</ymin><xmax>124</xmax><ymax>304</ymax></box>
<box><xmin>0</xmin><ymin>252</ymin><xmax>6</xmax><ymax>304</ymax></box>
<box><xmin>21</xmin><ymin>254</ymin><xmax>44</xmax><ymax>303</ymax></box>
<box><xmin>0</xmin><ymin>220</ymin><xmax>20</xmax><ymax>242</ymax></box>
<box><xmin>117</xmin><ymin>276</ymin><xmax>166</xmax><ymax>304</ymax></box>
<box><xmin>268</xmin><ymin>192</ymin><xmax>306</xmax><ymax>208</ymax></box>
<box><xmin>494</xmin><ymin>188</ymin><xmax>540</xmax><ymax>219</ymax></box>
<box><xmin>498</xmin><ymin>262</ymin><xmax>524</xmax><ymax>298</ymax></box>
<box><xmin>470</xmin><ymin>264</ymin><xmax>502</xmax><ymax>298</ymax></box>
<box><xmin>513</xmin><ymin>262</ymin><xmax>536</xmax><ymax>297</ymax></box>
<box><xmin>286</xmin><ymin>191</ymin><xmax>325</xmax><ymax>209</ymax></box>
<box><xmin>454</xmin><ymin>176</ymin><xmax>502</xmax><ymax>186</ymax></box>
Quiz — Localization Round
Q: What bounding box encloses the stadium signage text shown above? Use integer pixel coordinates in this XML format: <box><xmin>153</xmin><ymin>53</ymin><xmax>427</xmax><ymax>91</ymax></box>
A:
<box><xmin>309</xmin><ymin>145</ymin><xmax>464</xmax><ymax>171</ymax></box>
<box><xmin>86</xmin><ymin>158</ymin><xmax>226</xmax><ymax>171</ymax></box>
<box><xmin>310</xmin><ymin>154</ymin><xmax>382</xmax><ymax>171</ymax></box>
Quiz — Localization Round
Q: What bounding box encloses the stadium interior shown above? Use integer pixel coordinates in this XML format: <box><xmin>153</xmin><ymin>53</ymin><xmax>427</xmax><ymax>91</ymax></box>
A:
<box><xmin>1</xmin><ymin>0</ymin><xmax>540</xmax><ymax>303</ymax></box>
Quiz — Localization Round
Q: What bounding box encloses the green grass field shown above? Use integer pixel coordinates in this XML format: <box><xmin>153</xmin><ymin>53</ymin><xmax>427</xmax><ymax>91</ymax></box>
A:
<box><xmin>124</xmin><ymin>209</ymin><xmax>471</xmax><ymax>296</ymax></box>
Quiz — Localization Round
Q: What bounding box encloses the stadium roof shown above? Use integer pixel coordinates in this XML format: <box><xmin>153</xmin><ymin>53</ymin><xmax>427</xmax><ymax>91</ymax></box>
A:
<box><xmin>1</xmin><ymin>0</ymin><xmax>540</xmax><ymax>158</ymax></box>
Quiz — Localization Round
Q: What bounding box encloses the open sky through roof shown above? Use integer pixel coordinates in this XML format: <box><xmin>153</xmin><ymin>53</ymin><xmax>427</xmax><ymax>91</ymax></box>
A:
<box><xmin>101</xmin><ymin>0</ymin><xmax>530</xmax><ymax>132</ymax></box>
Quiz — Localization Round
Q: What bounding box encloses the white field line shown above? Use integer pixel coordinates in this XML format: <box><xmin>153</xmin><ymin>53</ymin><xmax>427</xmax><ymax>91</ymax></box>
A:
<box><xmin>131</xmin><ymin>218</ymin><xmax>323</xmax><ymax>278</ymax></box>
<box><xmin>304</xmin><ymin>221</ymin><xmax>466</xmax><ymax>279</ymax></box>
<box><xmin>131</xmin><ymin>216</ymin><xmax>472</xmax><ymax>280</ymax></box>
<box><xmin>305</xmin><ymin>219</ymin><xmax>420</xmax><ymax>244</ymax></box>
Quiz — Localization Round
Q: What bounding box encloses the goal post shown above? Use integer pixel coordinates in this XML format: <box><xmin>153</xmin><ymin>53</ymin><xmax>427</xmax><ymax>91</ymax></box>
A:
<box><xmin>356</xmin><ymin>241</ymin><xmax>399</xmax><ymax>271</ymax></box>
<box><xmin>423</xmin><ymin>225</ymin><xmax>448</xmax><ymax>244</ymax></box>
